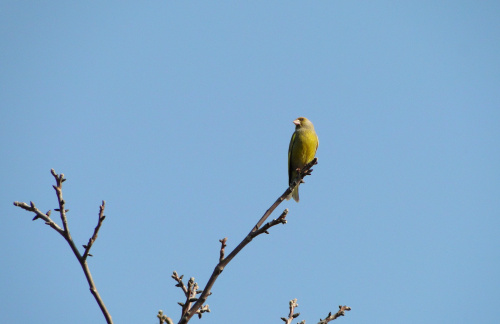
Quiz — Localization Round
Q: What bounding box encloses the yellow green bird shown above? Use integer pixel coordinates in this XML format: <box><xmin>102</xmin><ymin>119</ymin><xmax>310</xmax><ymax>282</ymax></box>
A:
<box><xmin>287</xmin><ymin>117</ymin><xmax>319</xmax><ymax>202</ymax></box>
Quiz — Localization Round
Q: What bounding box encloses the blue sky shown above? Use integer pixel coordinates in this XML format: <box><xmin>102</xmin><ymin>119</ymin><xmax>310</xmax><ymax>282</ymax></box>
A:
<box><xmin>1</xmin><ymin>1</ymin><xmax>499</xmax><ymax>323</ymax></box>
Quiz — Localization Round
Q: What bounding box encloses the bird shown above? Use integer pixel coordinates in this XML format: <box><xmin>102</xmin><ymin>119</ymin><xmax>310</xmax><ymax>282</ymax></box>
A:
<box><xmin>287</xmin><ymin>117</ymin><xmax>319</xmax><ymax>202</ymax></box>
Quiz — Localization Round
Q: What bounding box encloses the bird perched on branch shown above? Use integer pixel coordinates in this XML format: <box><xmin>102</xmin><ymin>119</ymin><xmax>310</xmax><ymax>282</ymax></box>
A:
<box><xmin>287</xmin><ymin>117</ymin><xmax>319</xmax><ymax>202</ymax></box>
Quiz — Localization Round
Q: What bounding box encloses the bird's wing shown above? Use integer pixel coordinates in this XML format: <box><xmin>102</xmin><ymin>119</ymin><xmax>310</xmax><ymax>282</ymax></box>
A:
<box><xmin>288</xmin><ymin>131</ymin><xmax>298</xmax><ymax>185</ymax></box>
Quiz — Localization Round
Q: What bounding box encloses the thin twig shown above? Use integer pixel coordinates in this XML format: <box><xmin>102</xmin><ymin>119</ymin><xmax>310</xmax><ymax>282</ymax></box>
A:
<box><xmin>171</xmin><ymin>272</ymin><xmax>210</xmax><ymax>320</ymax></box>
<box><xmin>157</xmin><ymin>310</ymin><xmax>174</xmax><ymax>324</ymax></box>
<box><xmin>184</xmin><ymin>277</ymin><xmax>198</xmax><ymax>317</ymax></box>
<box><xmin>14</xmin><ymin>201</ymin><xmax>64</xmax><ymax>235</ymax></box>
<box><xmin>252</xmin><ymin>157</ymin><xmax>318</xmax><ymax>233</ymax></box>
<box><xmin>51</xmin><ymin>169</ymin><xmax>70</xmax><ymax>233</ymax></box>
<box><xmin>172</xmin><ymin>272</ymin><xmax>192</xmax><ymax>317</ymax></box>
<box><xmin>318</xmin><ymin>306</ymin><xmax>352</xmax><ymax>323</ymax></box>
<box><xmin>253</xmin><ymin>209</ymin><xmax>288</xmax><ymax>236</ymax></box>
<box><xmin>219</xmin><ymin>238</ymin><xmax>227</xmax><ymax>262</ymax></box>
<box><xmin>13</xmin><ymin>169</ymin><xmax>112</xmax><ymax>324</ymax></box>
<box><xmin>82</xmin><ymin>201</ymin><xmax>106</xmax><ymax>260</ymax></box>
<box><xmin>177</xmin><ymin>158</ymin><xmax>318</xmax><ymax>324</ymax></box>
<box><xmin>281</xmin><ymin>299</ymin><xmax>302</xmax><ymax>324</ymax></box>
<box><xmin>172</xmin><ymin>271</ymin><xmax>189</xmax><ymax>297</ymax></box>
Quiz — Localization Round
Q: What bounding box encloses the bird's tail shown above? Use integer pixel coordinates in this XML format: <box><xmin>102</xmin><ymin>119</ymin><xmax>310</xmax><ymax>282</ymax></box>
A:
<box><xmin>286</xmin><ymin>186</ymin><xmax>299</xmax><ymax>202</ymax></box>
<box><xmin>292</xmin><ymin>186</ymin><xmax>299</xmax><ymax>202</ymax></box>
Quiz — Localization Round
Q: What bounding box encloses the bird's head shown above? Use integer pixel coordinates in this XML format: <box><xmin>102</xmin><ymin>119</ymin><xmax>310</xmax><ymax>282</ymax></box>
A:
<box><xmin>293</xmin><ymin>117</ymin><xmax>314</xmax><ymax>130</ymax></box>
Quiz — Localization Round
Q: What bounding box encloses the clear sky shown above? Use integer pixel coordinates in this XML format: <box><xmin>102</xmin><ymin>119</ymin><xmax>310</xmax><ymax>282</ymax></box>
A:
<box><xmin>1</xmin><ymin>1</ymin><xmax>499</xmax><ymax>323</ymax></box>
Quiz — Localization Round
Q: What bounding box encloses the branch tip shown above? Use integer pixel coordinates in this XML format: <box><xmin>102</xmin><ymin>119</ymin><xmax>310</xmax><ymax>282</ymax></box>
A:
<box><xmin>176</xmin><ymin>159</ymin><xmax>319</xmax><ymax>324</ymax></box>
<box><xmin>15</xmin><ymin>168</ymin><xmax>112</xmax><ymax>323</ymax></box>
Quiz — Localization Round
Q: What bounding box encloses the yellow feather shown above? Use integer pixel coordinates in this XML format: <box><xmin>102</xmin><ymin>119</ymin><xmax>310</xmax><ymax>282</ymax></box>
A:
<box><xmin>286</xmin><ymin>117</ymin><xmax>318</xmax><ymax>202</ymax></box>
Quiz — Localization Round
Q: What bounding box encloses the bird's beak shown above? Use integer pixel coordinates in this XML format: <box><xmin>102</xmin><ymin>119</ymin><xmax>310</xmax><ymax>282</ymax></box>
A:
<box><xmin>293</xmin><ymin>119</ymin><xmax>300</xmax><ymax>126</ymax></box>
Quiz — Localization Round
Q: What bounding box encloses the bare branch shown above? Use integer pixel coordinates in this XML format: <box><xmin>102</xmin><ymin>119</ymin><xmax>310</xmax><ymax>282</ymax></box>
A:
<box><xmin>281</xmin><ymin>300</ymin><xmax>350</xmax><ymax>324</ymax></box>
<box><xmin>82</xmin><ymin>201</ymin><xmax>106</xmax><ymax>260</ymax></box>
<box><xmin>195</xmin><ymin>304</ymin><xmax>210</xmax><ymax>319</ymax></box>
<box><xmin>14</xmin><ymin>169</ymin><xmax>112</xmax><ymax>324</ymax></box>
<box><xmin>252</xmin><ymin>209</ymin><xmax>288</xmax><ymax>237</ymax></box>
<box><xmin>219</xmin><ymin>237</ymin><xmax>227</xmax><ymax>262</ymax></box>
<box><xmin>176</xmin><ymin>159</ymin><xmax>318</xmax><ymax>324</ymax></box>
<box><xmin>252</xmin><ymin>157</ymin><xmax>317</xmax><ymax>233</ymax></box>
<box><xmin>172</xmin><ymin>271</ymin><xmax>189</xmax><ymax>297</ymax></box>
<box><xmin>281</xmin><ymin>299</ymin><xmax>301</xmax><ymax>324</ymax></box>
<box><xmin>51</xmin><ymin>169</ymin><xmax>70</xmax><ymax>233</ymax></box>
<box><xmin>184</xmin><ymin>277</ymin><xmax>198</xmax><ymax>316</ymax></box>
<box><xmin>13</xmin><ymin>201</ymin><xmax>64</xmax><ymax>236</ymax></box>
<box><xmin>318</xmin><ymin>306</ymin><xmax>352</xmax><ymax>323</ymax></box>
<box><xmin>171</xmin><ymin>272</ymin><xmax>210</xmax><ymax>320</ymax></box>
<box><xmin>157</xmin><ymin>310</ymin><xmax>174</xmax><ymax>324</ymax></box>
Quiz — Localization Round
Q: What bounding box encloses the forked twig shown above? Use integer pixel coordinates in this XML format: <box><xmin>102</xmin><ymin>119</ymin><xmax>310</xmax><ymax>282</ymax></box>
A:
<box><xmin>83</xmin><ymin>201</ymin><xmax>106</xmax><ymax>260</ymax></box>
<box><xmin>172</xmin><ymin>158</ymin><xmax>318</xmax><ymax>324</ymax></box>
<box><xmin>157</xmin><ymin>310</ymin><xmax>174</xmax><ymax>324</ymax></box>
<box><xmin>318</xmin><ymin>305</ymin><xmax>352</xmax><ymax>323</ymax></box>
<box><xmin>219</xmin><ymin>237</ymin><xmax>227</xmax><ymax>262</ymax></box>
<box><xmin>13</xmin><ymin>169</ymin><xmax>112</xmax><ymax>324</ymax></box>
<box><xmin>281</xmin><ymin>299</ymin><xmax>350</xmax><ymax>324</ymax></box>
<box><xmin>281</xmin><ymin>299</ymin><xmax>303</xmax><ymax>324</ymax></box>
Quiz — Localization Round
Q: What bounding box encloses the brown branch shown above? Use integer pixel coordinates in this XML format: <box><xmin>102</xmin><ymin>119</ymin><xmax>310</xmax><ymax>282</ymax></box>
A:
<box><xmin>281</xmin><ymin>299</ymin><xmax>303</xmax><ymax>324</ymax></box>
<box><xmin>82</xmin><ymin>201</ymin><xmax>106</xmax><ymax>260</ymax></box>
<box><xmin>172</xmin><ymin>271</ymin><xmax>189</xmax><ymax>297</ymax></box>
<box><xmin>171</xmin><ymin>272</ymin><xmax>210</xmax><ymax>320</ymax></box>
<box><xmin>252</xmin><ymin>157</ymin><xmax>318</xmax><ymax>233</ymax></box>
<box><xmin>13</xmin><ymin>169</ymin><xmax>112</xmax><ymax>324</ymax></box>
<box><xmin>157</xmin><ymin>310</ymin><xmax>174</xmax><ymax>324</ymax></box>
<box><xmin>13</xmin><ymin>201</ymin><xmax>64</xmax><ymax>236</ymax></box>
<box><xmin>219</xmin><ymin>237</ymin><xmax>227</xmax><ymax>262</ymax></box>
<box><xmin>281</xmin><ymin>299</ymin><xmax>350</xmax><ymax>324</ymax></box>
<box><xmin>184</xmin><ymin>277</ymin><xmax>199</xmax><ymax>317</ymax></box>
<box><xmin>176</xmin><ymin>158</ymin><xmax>318</xmax><ymax>324</ymax></box>
<box><xmin>194</xmin><ymin>304</ymin><xmax>210</xmax><ymax>319</ymax></box>
<box><xmin>318</xmin><ymin>306</ymin><xmax>352</xmax><ymax>323</ymax></box>
<box><xmin>253</xmin><ymin>209</ymin><xmax>288</xmax><ymax>236</ymax></box>
<box><xmin>172</xmin><ymin>272</ymin><xmax>201</xmax><ymax>318</ymax></box>
<box><xmin>51</xmin><ymin>169</ymin><xmax>70</xmax><ymax>233</ymax></box>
